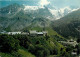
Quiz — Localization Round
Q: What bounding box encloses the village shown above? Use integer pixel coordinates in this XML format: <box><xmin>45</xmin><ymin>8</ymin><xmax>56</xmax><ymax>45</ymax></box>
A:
<box><xmin>0</xmin><ymin>30</ymin><xmax>48</xmax><ymax>36</ymax></box>
<box><xmin>58</xmin><ymin>39</ymin><xmax>79</xmax><ymax>56</ymax></box>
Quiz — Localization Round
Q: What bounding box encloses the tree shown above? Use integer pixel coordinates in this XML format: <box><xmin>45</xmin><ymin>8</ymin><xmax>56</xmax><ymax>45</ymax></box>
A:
<box><xmin>0</xmin><ymin>34</ymin><xmax>19</xmax><ymax>52</ymax></box>
<box><xmin>13</xmin><ymin>35</ymin><xmax>30</xmax><ymax>48</ymax></box>
<box><xmin>33</xmin><ymin>45</ymin><xmax>50</xmax><ymax>57</ymax></box>
<box><xmin>77</xmin><ymin>38</ymin><xmax>80</xmax><ymax>43</ymax></box>
<box><xmin>77</xmin><ymin>43</ymin><xmax>80</xmax><ymax>55</ymax></box>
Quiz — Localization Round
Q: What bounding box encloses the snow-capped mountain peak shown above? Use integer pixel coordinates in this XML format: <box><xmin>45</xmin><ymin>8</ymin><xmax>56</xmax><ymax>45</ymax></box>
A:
<box><xmin>72</xmin><ymin>8</ymin><xmax>80</xmax><ymax>12</ymax></box>
<box><xmin>23</xmin><ymin>5</ymin><xmax>80</xmax><ymax>20</ymax></box>
<box><xmin>3</xmin><ymin>3</ymin><xmax>79</xmax><ymax>20</ymax></box>
<box><xmin>48</xmin><ymin>6</ymin><xmax>80</xmax><ymax>19</ymax></box>
<box><xmin>60</xmin><ymin>6</ymin><xmax>71</xmax><ymax>14</ymax></box>
<box><xmin>24</xmin><ymin>5</ymin><xmax>44</xmax><ymax>11</ymax></box>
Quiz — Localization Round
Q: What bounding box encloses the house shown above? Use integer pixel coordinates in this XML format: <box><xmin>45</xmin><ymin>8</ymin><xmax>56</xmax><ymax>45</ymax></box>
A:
<box><xmin>42</xmin><ymin>31</ymin><xmax>48</xmax><ymax>36</ymax></box>
<box><xmin>59</xmin><ymin>39</ymin><xmax>78</xmax><ymax>47</ymax></box>
<box><xmin>7</xmin><ymin>32</ymin><xmax>21</xmax><ymax>35</ymax></box>
<box><xmin>37</xmin><ymin>32</ymin><xmax>43</xmax><ymax>36</ymax></box>
<box><xmin>21</xmin><ymin>32</ymin><xmax>29</xmax><ymax>35</ymax></box>
<box><xmin>71</xmin><ymin>49</ymin><xmax>77</xmax><ymax>55</ymax></box>
<box><xmin>29</xmin><ymin>30</ymin><xmax>48</xmax><ymax>36</ymax></box>
<box><xmin>67</xmin><ymin>39</ymin><xmax>74</xmax><ymax>42</ymax></box>
<box><xmin>71</xmin><ymin>52</ymin><xmax>77</xmax><ymax>55</ymax></box>
<box><xmin>29</xmin><ymin>30</ymin><xmax>37</xmax><ymax>36</ymax></box>
<box><xmin>0</xmin><ymin>31</ymin><xmax>7</xmax><ymax>34</ymax></box>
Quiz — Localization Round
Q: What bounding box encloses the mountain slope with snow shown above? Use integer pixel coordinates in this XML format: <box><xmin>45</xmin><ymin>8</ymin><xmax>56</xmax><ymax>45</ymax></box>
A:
<box><xmin>52</xmin><ymin>9</ymin><xmax>80</xmax><ymax>38</ymax></box>
<box><xmin>0</xmin><ymin>3</ymin><xmax>79</xmax><ymax>20</ymax></box>
<box><xmin>48</xmin><ymin>6</ymin><xmax>79</xmax><ymax>19</ymax></box>
<box><xmin>23</xmin><ymin>5</ymin><xmax>79</xmax><ymax>20</ymax></box>
<box><xmin>0</xmin><ymin>3</ymin><xmax>80</xmax><ymax>31</ymax></box>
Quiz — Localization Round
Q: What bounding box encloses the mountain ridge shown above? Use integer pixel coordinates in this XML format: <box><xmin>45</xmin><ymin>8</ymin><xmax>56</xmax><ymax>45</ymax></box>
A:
<box><xmin>0</xmin><ymin>3</ymin><xmax>80</xmax><ymax>33</ymax></box>
<box><xmin>52</xmin><ymin>9</ymin><xmax>80</xmax><ymax>38</ymax></box>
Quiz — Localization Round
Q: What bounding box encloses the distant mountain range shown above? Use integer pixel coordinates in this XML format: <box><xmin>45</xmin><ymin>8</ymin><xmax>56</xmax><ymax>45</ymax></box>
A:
<box><xmin>23</xmin><ymin>4</ymin><xmax>79</xmax><ymax>20</ymax></box>
<box><xmin>0</xmin><ymin>3</ymin><xmax>79</xmax><ymax>20</ymax></box>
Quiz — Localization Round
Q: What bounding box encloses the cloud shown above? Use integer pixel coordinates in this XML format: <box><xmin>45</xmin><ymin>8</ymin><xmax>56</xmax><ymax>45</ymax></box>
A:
<box><xmin>39</xmin><ymin>0</ymin><xmax>50</xmax><ymax>6</ymax></box>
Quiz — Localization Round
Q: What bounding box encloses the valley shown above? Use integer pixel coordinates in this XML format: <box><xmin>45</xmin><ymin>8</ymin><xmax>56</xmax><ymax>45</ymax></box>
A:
<box><xmin>0</xmin><ymin>2</ymin><xmax>80</xmax><ymax>57</ymax></box>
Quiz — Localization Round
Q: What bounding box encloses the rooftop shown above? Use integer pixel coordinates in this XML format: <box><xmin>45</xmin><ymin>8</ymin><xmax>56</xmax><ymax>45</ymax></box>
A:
<box><xmin>37</xmin><ymin>32</ymin><xmax>43</xmax><ymax>34</ymax></box>
<box><xmin>30</xmin><ymin>30</ymin><xmax>37</xmax><ymax>34</ymax></box>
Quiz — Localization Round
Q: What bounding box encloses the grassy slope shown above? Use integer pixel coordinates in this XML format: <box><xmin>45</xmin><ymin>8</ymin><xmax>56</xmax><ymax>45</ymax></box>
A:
<box><xmin>18</xmin><ymin>49</ymin><xmax>35</xmax><ymax>57</ymax></box>
<box><xmin>28</xmin><ymin>26</ymin><xmax>64</xmax><ymax>38</ymax></box>
<box><xmin>49</xmin><ymin>55</ymin><xmax>57</xmax><ymax>57</ymax></box>
<box><xmin>0</xmin><ymin>47</ymin><xmax>35</xmax><ymax>57</ymax></box>
<box><xmin>45</xmin><ymin>27</ymin><xmax>63</xmax><ymax>37</ymax></box>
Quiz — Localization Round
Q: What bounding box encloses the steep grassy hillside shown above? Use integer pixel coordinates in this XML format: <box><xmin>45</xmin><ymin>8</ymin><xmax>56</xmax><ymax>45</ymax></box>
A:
<box><xmin>18</xmin><ymin>47</ymin><xmax>35</xmax><ymax>57</ymax></box>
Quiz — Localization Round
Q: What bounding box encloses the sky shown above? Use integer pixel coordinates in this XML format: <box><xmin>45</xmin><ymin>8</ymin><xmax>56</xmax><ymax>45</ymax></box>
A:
<box><xmin>0</xmin><ymin>0</ymin><xmax>80</xmax><ymax>8</ymax></box>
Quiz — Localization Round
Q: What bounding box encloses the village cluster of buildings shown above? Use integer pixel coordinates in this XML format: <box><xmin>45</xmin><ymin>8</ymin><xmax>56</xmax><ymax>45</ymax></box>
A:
<box><xmin>58</xmin><ymin>39</ymin><xmax>78</xmax><ymax>47</ymax></box>
<box><xmin>58</xmin><ymin>39</ymin><xmax>78</xmax><ymax>56</ymax></box>
<box><xmin>0</xmin><ymin>30</ymin><xmax>48</xmax><ymax>36</ymax></box>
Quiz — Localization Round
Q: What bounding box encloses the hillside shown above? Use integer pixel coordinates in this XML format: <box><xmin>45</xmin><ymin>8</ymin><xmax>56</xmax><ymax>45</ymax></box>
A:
<box><xmin>0</xmin><ymin>34</ymin><xmax>66</xmax><ymax>57</ymax></box>
<box><xmin>52</xmin><ymin>9</ymin><xmax>80</xmax><ymax>38</ymax></box>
